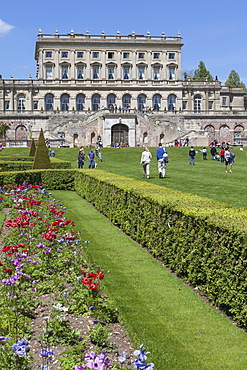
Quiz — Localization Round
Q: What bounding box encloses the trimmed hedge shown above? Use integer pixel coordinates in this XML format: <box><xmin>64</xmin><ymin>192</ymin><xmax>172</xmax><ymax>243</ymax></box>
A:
<box><xmin>74</xmin><ymin>170</ymin><xmax>247</xmax><ymax>327</ymax></box>
<box><xmin>0</xmin><ymin>169</ymin><xmax>75</xmax><ymax>190</ymax></box>
<box><xmin>0</xmin><ymin>158</ymin><xmax>71</xmax><ymax>171</ymax></box>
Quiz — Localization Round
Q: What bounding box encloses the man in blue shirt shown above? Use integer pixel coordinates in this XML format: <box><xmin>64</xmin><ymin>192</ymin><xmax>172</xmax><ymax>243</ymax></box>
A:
<box><xmin>88</xmin><ymin>149</ymin><xmax>95</xmax><ymax>168</ymax></box>
<box><xmin>156</xmin><ymin>143</ymin><xmax>167</xmax><ymax>178</ymax></box>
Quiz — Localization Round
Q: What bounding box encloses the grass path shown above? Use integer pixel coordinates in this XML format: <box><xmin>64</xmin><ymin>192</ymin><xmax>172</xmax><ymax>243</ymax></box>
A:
<box><xmin>53</xmin><ymin>190</ymin><xmax>247</xmax><ymax>370</ymax></box>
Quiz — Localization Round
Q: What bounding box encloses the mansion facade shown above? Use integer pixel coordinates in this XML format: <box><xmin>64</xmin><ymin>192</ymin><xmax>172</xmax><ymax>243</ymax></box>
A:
<box><xmin>0</xmin><ymin>30</ymin><xmax>247</xmax><ymax>147</ymax></box>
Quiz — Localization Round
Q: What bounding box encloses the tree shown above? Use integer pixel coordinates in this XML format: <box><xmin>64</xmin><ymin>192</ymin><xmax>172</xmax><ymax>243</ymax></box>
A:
<box><xmin>225</xmin><ymin>70</ymin><xmax>246</xmax><ymax>91</ymax></box>
<box><xmin>193</xmin><ymin>61</ymin><xmax>213</xmax><ymax>81</ymax></box>
<box><xmin>32</xmin><ymin>129</ymin><xmax>51</xmax><ymax>169</ymax></box>
<box><xmin>0</xmin><ymin>123</ymin><xmax>10</xmax><ymax>139</ymax></box>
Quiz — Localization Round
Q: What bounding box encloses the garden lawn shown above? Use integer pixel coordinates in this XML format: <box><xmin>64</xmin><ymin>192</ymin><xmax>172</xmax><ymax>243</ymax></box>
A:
<box><xmin>4</xmin><ymin>146</ymin><xmax>245</xmax><ymax>209</ymax></box>
<box><xmin>52</xmin><ymin>190</ymin><xmax>247</xmax><ymax>370</ymax></box>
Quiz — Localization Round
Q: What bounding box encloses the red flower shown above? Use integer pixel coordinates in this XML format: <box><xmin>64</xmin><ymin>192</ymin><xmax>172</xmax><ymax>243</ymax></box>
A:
<box><xmin>88</xmin><ymin>272</ymin><xmax>98</xmax><ymax>279</ymax></box>
<box><xmin>89</xmin><ymin>282</ymin><xmax>99</xmax><ymax>290</ymax></box>
<box><xmin>82</xmin><ymin>277</ymin><xmax>91</xmax><ymax>285</ymax></box>
<box><xmin>97</xmin><ymin>271</ymin><xmax>105</xmax><ymax>280</ymax></box>
<box><xmin>4</xmin><ymin>268</ymin><xmax>13</xmax><ymax>275</ymax></box>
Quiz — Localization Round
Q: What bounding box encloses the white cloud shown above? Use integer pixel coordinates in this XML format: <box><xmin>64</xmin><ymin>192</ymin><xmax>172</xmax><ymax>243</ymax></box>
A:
<box><xmin>0</xmin><ymin>19</ymin><xmax>14</xmax><ymax>36</ymax></box>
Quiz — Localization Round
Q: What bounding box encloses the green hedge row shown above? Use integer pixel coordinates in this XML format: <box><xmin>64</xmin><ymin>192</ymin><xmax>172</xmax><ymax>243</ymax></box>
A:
<box><xmin>74</xmin><ymin>170</ymin><xmax>247</xmax><ymax>327</ymax></box>
<box><xmin>0</xmin><ymin>169</ymin><xmax>75</xmax><ymax>190</ymax></box>
<box><xmin>0</xmin><ymin>159</ymin><xmax>71</xmax><ymax>171</ymax></box>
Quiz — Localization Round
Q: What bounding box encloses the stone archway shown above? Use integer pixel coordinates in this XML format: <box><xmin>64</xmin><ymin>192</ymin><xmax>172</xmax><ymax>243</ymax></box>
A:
<box><xmin>15</xmin><ymin>125</ymin><xmax>27</xmax><ymax>140</ymax></box>
<box><xmin>204</xmin><ymin>125</ymin><xmax>215</xmax><ymax>144</ymax></box>
<box><xmin>219</xmin><ymin>125</ymin><xmax>230</xmax><ymax>143</ymax></box>
<box><xmin>111</xmin><ymin>124</ymin><xmax>129</xmax><ymax>147</ymax></box>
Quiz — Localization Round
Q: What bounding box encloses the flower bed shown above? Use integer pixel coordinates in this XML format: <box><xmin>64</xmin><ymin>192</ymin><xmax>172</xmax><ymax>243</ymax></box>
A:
<box><xmin>0</xmin><ymin>183</ymin><xmax>154</xmax><ymax>370</ymax></box>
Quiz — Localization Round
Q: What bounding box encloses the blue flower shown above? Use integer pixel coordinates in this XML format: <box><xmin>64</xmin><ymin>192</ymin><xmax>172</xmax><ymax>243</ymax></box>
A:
<box><xmin>40</xmin><ymin>349</ymin><xmax>54</xmax><ymax>357</ymax></box>
<box><xmin>13</xmin><ymin>339</ymin><xmax>29</xmax><ymax>357</ymax></box>
<box><xmin>118</xmin><ymin>351</ymin><xmax>127</xmax><ymax>363</ymax></box>
<box><xmin>0</xmin><ymin>336</ymin><xmax>10</xmax><ymax>341</ymax></box>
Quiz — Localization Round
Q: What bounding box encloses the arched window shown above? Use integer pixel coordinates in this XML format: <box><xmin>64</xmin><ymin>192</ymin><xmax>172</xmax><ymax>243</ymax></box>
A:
<box><xmin>45</xmin><ymin>94</ymin><xmax>54</xmax><ymax>111</ymax></box>
<box><xmin>168</xmin><ymin>95</ymin><xmax>176</xmax><ymax>111</ymax></box>
<box><xmin>137</xmin><ymin>94</ymin><xmax>146</xmax><ymax>111</ymax></box>
<box><xmin>61</xmin><ymin>94</ymin><xmax>69</xmax><ymax>111</ymax></box>
<box><xmin>153</xmin><ymin>95</ymin><xmax>161</xmax><ymax>111</ymax></box>
<box><xmin>76</xmin><ymin>94</ymin><xmax>85</xmax><ymax>111</ymax></box>
<box><xmin>17</xmin><ymin>95</ymin><xmax>25</xmax><ymax>111</ymax></box>
<box><xmin>122</xmin><ymin>94</ymin><xmax>131</xmax><ymax>108</ymax></box>
<box><xmin>194</xmin><ymin>95</ymin><xmax>202</xmax><ymax>112</ymax></box>
<box><xmin>107</xmin><ymin>94</ymin><xmax>116</xmax><ymax>109</ymax></box>
<box><xmin>92</xmin><ymin>94</ymin><xmax>100</xmax><ymax>111</ymax></box>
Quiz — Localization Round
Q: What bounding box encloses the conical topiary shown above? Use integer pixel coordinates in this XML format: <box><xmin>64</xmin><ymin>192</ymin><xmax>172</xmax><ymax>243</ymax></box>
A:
<box><xmin>32</xmin><ymin>129</ymin><xmax>52</xmax><ymax>169</ymax></box>
<box><xmin>29</xmin><ymin>138</ymin><xmax>36</xmax><ymax>157</ymax></box>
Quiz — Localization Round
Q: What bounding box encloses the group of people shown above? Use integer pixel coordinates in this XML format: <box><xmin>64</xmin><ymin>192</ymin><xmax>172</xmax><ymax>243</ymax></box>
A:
<box><xmin>140</xmin><ymin>143</ymin><xmax>169</xmax><ymax>179</ymax></box>
<box><xmin>189</xmin><ymin>145</ymin><xmax>235</xmax><ymax>173</ymax></box>
<box><xmin>77</xmin><ymin>146</ymin><xmax>103</xmax><ymax>169</ymax></box>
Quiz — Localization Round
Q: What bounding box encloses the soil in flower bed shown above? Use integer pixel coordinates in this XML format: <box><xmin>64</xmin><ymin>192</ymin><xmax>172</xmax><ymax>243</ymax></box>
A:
<box><xmin>29</xmin><ymin>292</ymin><xmax>134</xmax><ymax>369</ymax></box>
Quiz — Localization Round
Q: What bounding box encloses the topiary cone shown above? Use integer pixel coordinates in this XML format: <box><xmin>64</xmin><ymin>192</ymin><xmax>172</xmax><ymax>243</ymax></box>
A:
<box><xmin>32</xmin><ymin>129</ymin><xmax>52</xmax><ymax>169</ymax></box>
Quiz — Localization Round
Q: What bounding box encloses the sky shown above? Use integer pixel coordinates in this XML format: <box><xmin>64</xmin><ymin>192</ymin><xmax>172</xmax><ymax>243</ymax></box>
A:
<box><xmin>0</xmin><ymin>0</ymin><xmax>247</xmax><ymax>85</ymax></box>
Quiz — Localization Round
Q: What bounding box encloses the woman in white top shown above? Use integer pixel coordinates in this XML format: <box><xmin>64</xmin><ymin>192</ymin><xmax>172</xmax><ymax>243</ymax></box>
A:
<box><xmin>140</xmin><ymin>147</ymin><xmax>152</xmax><ymax>179</ymax></box>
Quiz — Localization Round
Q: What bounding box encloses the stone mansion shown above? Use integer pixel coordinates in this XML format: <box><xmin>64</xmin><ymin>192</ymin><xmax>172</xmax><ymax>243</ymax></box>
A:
<box><xmin>0</xmin><ymin>29</ymin><xmax>247</xmax><ymax>147</ymax></box>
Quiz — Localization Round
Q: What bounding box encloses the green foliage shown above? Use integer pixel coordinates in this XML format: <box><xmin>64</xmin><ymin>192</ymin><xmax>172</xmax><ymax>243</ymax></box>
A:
<box><xmin>29</xmin><ymin>139</ymin><xmax>36</xmax><ymax>157</ymax></box>
<box><xmin>0</xmin><ymin>124</ymin><xmax>10</xmax><ymax>139</ymax></box>
<box><xmin>58</xmin><ymin>344</ymin><xmax>87</xmax><ymax>370</ymax></box>
<box><xmin>193</xmin><ymin>61</ymin><xmax>214</xmax><ymax>81</ymax></box>
<box><xmin>32</xmin><ymin>128</ymin><xmax>51</xmax><ymax>169</ymax></box>
<box><xmin>87</xmin><ymin>323</ymin><xmax>111</xmax><ymax>347</ymax></box>
<box><xmin>225</xmin><ymin>70</ymin><xmax>246</xmax><ymax>91</ymax></box>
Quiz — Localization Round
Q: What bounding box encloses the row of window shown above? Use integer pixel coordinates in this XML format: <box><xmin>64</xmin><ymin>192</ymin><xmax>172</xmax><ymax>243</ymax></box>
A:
<box><xmin>8</xmin><ymin>94</ymin><xmax>210</xmax><ymax>112</ymax></box>
<box><xmin>45</xmin><ymin>51</ymin><xmax>176</xmax><ymax>60</ymax></box>
<box><xmin>45</xmin><ymin>65</ymin><xmax>176</xmax><ymax>80</ymax></box>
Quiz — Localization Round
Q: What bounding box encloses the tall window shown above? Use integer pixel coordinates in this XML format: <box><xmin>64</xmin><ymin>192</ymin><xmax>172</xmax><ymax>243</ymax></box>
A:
<box><xmin>122</xmin><ymin>94</ymin><xmax>131</xmax><ymax>108</ymax></box>
<box><xmin>107</xmin><ymin>94</ymin><xmax>116</xmax><ymax>109</ymax></box>
<box><xmin>137</xmin><ymin>94</ymin><xmax>146</xmax><ymax>110</ymax></box>
<box><xmin>169</xmin><ymin>67</ymin><xmax>175</xmax><ymax>80</ymax></box>
<box><xmin>123</xmin><ymin>67</ymin><xmax>130</xmax><ymax>80</ymax></box>
<box><xmin>45</xmin><ymin>94</ymin><xmax>54</xmax><ymax>111</ymax></box>
<box><xmin>153</xmin><ymin>67</ymin><xmax>160</xmax><ymax>80</ymax></box>
<box><xmin>194</xmin><ymin>95</ymin><xmax>201</xmax><ymax>112</ymax></box>
<box><xmin>77</xmin><ymin>66</ymin><xmax>84</xmax><ymax>79</ymax></box>
<box><xmin>46</xmin><ymin>66</ymin><xmax>53</xmax><ymax>79</ymax></box>
<box><xmin>92</xmin><ymin>94</ymin><xmax>100</xmax><ymax>111</ymax></box>
<box><xmin>62</xmin><ymin>66</ymin><xmax>68</xmax><ymax>79</ymax></box>
<box><xmin>153</xmin><ymin>95</ymin><xmax>161</xmax><ymax>111</ymax></box>
<box><xmin>138</xmin><ymin>67</ymin><xmax>145</xmax><ymax>80</ymax></box>
<box><xmin>168</xmin><ymin>95</ymin><xmax>176</xmax><ymax>111</ymax></box>
<box><xmin>61</xmin><ymin>94</ymin><xmax>69</xmax><ymax>111</ymax></box>
<box><xmin>92</xmin><ymin>66</ymin><xmax>99</xmax><ymax>79</ymax></box>
<box><xmin>76</xmin><ymin>94</ymin><xmax>85</xmax><ymax>111</ymax></box>
<box><xmin>17</xmin><ymin>95</ymin><xmax>25</xmax><ymax>111</ymax></box>
<box><xmin>108</xmin><ymin>67</ymin><xmax>114</xmax><ymax>79</ymax></box>
<box><xmin>222</xmin><ymin>97</ymin><xmax>227</xmax><ymax>106</ymax></box>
